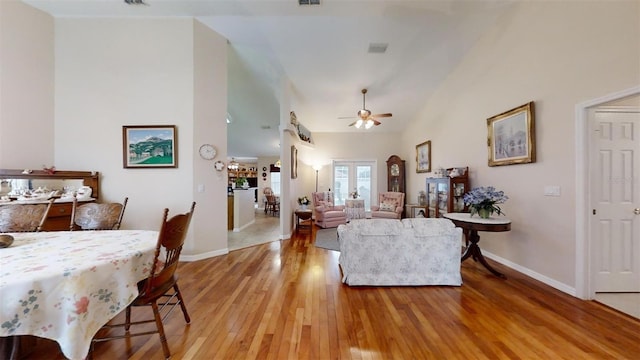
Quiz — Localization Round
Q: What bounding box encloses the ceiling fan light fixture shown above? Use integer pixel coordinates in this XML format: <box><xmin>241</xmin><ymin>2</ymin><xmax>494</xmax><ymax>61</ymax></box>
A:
<box><xmin>358</xmin><ymin>109</ymin><xmax>371</xmax><ymax>120</ymax></box>
<box><xmin>228</xmin><ymin>158</ymin><xmax>239</xmax><ymax>171</ymax></box>
<box><xmin>354</xmin><ymin>119</ymin><xmax>363</xmax><ymax>128</ymax></box>
<box><xmin>365</xmin><ymin>119</ymin><xmax>374</xmax><ymax>129</ymax></box>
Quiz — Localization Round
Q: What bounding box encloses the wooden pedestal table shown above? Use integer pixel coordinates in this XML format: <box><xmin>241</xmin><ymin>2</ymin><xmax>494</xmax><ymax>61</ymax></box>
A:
<box><xmin>295</xmin><ymin>208</ymin><xmax>313</xmax><ymax>233</ymax></box>
<box><xmin>443</xmin><ymin>212</ymin><xmax>511</xmax><ymax>278</ymax></box>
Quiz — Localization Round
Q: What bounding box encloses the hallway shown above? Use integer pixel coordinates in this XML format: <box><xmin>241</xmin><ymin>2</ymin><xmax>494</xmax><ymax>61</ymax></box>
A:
<box><xmin>227</xmin><ymin>208</ymin><xmax>280</xmax><ymax>251</ymax></box>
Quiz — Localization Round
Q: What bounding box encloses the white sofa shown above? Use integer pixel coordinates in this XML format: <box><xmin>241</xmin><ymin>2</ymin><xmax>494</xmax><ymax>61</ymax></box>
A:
<box><xmin>337</xmin><ymin>218</ymin><xmax>462</xmax><ymax>286</ymax></box>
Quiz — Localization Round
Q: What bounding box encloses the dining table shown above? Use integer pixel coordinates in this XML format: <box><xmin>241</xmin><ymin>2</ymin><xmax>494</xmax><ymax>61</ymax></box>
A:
<box><xmin>0</xmin><ymin>230</ymin><xmax>159</xmax><ymax>360</ymax></box>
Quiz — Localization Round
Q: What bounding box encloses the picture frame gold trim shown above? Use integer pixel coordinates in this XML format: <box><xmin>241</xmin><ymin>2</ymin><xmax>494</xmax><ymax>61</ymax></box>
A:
<box><xmin>487</xmin><ymin>102</ymin><xmax>535</xmax><ymax>167</ymax></box>
<box><xmin>416</xmin><ymin>140</ymin><xmax>431</xmax><ymax>173</ymax></box>
<box><xmin>122</xmin><ymin>125</ymin><xmax>177</xmax><ymax>169</ymax></box>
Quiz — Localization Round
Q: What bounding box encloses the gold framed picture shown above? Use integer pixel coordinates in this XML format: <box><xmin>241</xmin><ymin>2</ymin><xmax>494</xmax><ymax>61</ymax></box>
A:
<box><xmin>416</xmin><ymin>140</ymin><xmax>431</xmax><ymax>173</ymax></box>
<box><xmin>487</xmin><ymin>102</ymin><xmax>535</xmax><ymax>167</ymax></box>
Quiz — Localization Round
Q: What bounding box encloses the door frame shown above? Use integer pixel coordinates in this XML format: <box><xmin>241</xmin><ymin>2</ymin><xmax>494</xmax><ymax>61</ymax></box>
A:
<box><xmin>575</xmin><ymin>85</ymin><xmax>640</xmax><ymax>299</ymax></box>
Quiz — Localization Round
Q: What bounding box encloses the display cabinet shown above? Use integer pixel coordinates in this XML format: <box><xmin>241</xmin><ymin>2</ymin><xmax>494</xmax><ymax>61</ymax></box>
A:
<box><xmin>425</xmin><ymin>167</ymin><xmax>469</xmax><ymax>218</ymax></box>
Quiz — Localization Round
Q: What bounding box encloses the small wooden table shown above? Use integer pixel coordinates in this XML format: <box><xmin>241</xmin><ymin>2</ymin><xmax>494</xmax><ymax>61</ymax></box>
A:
<box><xmin>295</xmin><ymin>209</ymin><xmax>313</xmax><ymax>232</ymax></box>
<box><xmin>443</xmin><ymin>212</ymin><xmax>511</xmax><ymax>278</ymax></box>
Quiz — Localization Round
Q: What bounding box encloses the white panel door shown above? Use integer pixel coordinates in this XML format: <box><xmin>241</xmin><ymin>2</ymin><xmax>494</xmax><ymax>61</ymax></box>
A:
<box><xmin>592</xmin><ymin>110</ymin><xmax>640</xmax><ymax>292</ymax></box>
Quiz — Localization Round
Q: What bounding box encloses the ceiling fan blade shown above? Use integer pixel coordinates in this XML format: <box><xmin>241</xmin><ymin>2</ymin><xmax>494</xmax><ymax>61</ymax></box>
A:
<box><xmin>348</xmin><ymin>120</ymin><xmax>358</xmax><ymax>127</ymax></box>
<box><xmin>371</xmin><ymin>113</ymin><xmax>392</xmax><ymax>118</ymax></box>
<box><xmin>338</xmin><ymin>116</ymin><xmax>357</xmax><ymax>119</ymax></box>
<box><xmin>372</xmin><ymin>119</ymin><xmax>382</xmax><ymax>126</ymax></box>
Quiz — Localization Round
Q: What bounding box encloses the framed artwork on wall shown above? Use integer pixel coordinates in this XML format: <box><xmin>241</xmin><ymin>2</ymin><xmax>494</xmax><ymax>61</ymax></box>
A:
<box><xmin>487</xmin><ymin>101</ymin><xmax>536</xmax><ymax>167</ymax></box>
<box><xmin>416</xmin><ymin>140</ymin><xmax>431</xmax><ymax>173</ymax></box>
<box><xmin>291</xmin><ymin>145</ymin><xmax>298</xmax><ymax>179</ymax></box>
<box><xmin>122</xmin><ymin>125</ymin><xmax>177</xmax><ymax>168</ymax></box>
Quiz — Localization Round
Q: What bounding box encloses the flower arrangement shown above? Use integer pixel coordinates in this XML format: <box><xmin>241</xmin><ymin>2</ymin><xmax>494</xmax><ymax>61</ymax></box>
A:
<box><xmin>463</xmin><ymin>186</ymin><xmax>508</xmax><ymax>218</ymax></box>
<box><xmin>298</xmin><ymin>196</ymin><xmax>310</xmax><ymax>206</ymax></box>
<box><xmin>349</xmin><ymin>188</ymin><xmax>359</xmax><ymax>199</ymax></box>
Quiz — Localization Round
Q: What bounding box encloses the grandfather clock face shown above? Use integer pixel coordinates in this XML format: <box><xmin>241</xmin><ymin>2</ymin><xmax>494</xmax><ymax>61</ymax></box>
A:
<box><xmin>390</xmin><ymin>163</ymin><xmax>400</xmax><ymax>176</ymax></box>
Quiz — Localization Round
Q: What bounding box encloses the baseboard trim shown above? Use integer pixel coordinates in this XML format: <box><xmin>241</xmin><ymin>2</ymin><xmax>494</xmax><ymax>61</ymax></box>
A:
<box><xmin>483</xmin><ymin>251</ymin><xmax>577</xmax><ymax>297</ymax></box>
<box><xmin>233</xmin><ymin>219</ymin><xmax>256</xmax><ymax>232</ymax></box>
<box><xmin>181</xmin><ymin>248</ymin><xmax>229</xmax><ymax>262</ymax></box>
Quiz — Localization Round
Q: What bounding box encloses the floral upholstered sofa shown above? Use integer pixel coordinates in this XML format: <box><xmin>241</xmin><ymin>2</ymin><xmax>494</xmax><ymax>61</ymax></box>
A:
<box><xmin>336</xmin><ymin>218</ymin><xmax>462</xmax><ymax>286</ymax></box>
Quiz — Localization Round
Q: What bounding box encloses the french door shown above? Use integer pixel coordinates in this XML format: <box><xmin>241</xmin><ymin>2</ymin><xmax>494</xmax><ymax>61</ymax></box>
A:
<box><xmin>333</xmin><ymin>161</ymin><xmax>376</xmax><ymax>210</ymax></box>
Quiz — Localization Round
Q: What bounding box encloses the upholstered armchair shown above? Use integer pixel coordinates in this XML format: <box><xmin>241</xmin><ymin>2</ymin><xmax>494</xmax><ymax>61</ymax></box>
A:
<box><xmin>370</xmin><ymin>192</ymin><xmax>405</xmax><ymax>219</ymax></box>
<box><xmin>312</xmin><ymin>192</ymin><xmax>347</xmax><ymax>228</ymax></box>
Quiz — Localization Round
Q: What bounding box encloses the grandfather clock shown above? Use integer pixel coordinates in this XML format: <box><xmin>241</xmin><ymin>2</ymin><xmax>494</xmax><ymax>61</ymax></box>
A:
<box><xmin>386</xmin><ymin>155</ymin><xmax>405</xmax><ymax>193</ymax></box>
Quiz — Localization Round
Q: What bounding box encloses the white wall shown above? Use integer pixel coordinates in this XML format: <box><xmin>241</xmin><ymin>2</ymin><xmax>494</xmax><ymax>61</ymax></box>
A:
<box><xmin>54</xmin><ymin>18</ymin><xmax>228</xmax><ymax>257</ymax></box>
<box><xmin>192</xmin><ymin>20</ymin><xmax>229</xmax><ymax>256</ymax></box>
<box><xmin>0</xmin><ymin>0</ymin><xmax>54</xmax><ymax>168</ymax></box>
<box><xmin>401</xmin><ymin>1</ymin><xmax>640</xmax><ymax>289</ymax></box>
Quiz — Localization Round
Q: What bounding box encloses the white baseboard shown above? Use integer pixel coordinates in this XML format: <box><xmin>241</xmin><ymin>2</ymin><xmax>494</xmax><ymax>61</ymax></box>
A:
<box><xmin>233</xmin><ymin>219</ymin><xmax>255</xmax><ymax>232</ymax></box>
<box><xmin>483</xmin><ymin>251</ymin><xmax>577</xmax><ymax>297</ymax></box>
<box><xmin>180</xmin><ymin>248</ymin><xmax>229</xmax><ymax>262</ymax></box>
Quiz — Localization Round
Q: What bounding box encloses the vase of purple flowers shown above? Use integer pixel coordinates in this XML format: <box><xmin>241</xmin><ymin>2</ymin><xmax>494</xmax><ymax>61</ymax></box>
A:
<box><xmin>463</xmin><ymin>186</ymin><xmax>508</xmax><ymax>219</ymax></box>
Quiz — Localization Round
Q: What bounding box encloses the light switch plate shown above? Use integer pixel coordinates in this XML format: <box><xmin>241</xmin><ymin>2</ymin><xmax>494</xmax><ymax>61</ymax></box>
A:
<box><xmin>544</xmin><ymin>185</ymin><xmax>561</xmax><ymax>196</ymax></box>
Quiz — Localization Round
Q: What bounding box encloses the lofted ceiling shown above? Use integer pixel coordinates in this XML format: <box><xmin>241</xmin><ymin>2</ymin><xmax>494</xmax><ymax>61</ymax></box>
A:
<box><xmin>22</xmin><ymin>0</ymin><xmax>515</xmax><ymax>158</ymax></box>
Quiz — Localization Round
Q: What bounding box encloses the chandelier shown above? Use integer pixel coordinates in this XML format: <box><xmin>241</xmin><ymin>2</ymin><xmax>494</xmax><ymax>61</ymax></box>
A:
<box><xmin>228</xmin><ymin>158</ymin><xmax>239</xmax><ymax>171</ymax></box>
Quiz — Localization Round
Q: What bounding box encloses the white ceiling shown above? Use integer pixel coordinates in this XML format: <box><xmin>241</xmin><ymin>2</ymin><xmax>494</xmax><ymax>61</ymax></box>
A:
<box><xmin>22</xmin><ymin>0</ymin><xmax>514</xmax><ymax>158</ymax></box>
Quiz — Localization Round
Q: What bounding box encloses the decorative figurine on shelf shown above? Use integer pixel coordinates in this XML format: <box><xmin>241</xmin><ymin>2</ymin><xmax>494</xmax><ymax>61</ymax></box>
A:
<box><xmin>43</xmin><ymin>165</ymin><xmax>56</xmax><ymax>175</ymax></box>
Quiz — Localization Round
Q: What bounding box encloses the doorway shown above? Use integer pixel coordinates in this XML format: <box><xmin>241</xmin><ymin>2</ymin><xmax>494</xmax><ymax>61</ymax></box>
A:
<box><xmin>576</xmin><ymin>86</ymin><xmax>640</xmax><ymax>319</ymax></box>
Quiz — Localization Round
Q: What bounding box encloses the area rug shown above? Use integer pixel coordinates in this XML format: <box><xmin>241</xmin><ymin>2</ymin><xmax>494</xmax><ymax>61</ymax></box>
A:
<box><xmin>314</xmin><ymin>228</ymin><xmax>340</xmax><ymax>251</ymax></box>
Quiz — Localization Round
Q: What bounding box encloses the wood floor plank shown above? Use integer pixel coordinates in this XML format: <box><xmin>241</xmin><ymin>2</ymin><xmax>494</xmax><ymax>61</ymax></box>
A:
<box><xmin>21</xmin><ymin>223</ymin><xmax>640</xmax><ymax>360</ymax></box>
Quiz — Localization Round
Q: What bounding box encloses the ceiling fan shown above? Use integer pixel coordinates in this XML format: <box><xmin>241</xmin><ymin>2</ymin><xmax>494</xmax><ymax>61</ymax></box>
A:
<box><xmin>339</xmin><ymin>89</ymin><xmax>392</xmax><ymax>129</ymax></box>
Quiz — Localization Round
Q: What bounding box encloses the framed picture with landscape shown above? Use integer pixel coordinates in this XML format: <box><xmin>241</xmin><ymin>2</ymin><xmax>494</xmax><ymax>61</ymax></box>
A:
<box><xmin>487</xmin><ymin>101</ymin><xmax>535</xmax><ymax>167</ymax></box>
<box><xmin>416</xmin><ymin>140</ymin><xmax>431</xmax><ymax>173</ymax></box>
<box><xmin>122</xmin><ymin>125</ymin><xmax>178</xmax><ymax>168</ymax></box>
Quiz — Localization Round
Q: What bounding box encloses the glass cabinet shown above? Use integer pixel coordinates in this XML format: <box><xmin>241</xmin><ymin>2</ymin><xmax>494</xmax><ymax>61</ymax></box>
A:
<box><xmin>425</xmin><ymin>167</ymin><xmax>469</xmax><ymax>218</ymax></box>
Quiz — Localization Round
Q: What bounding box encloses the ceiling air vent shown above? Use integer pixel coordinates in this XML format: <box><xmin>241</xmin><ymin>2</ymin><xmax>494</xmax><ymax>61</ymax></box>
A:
<box><xmin>299</xmin><ymin>0</ymin><xmax>320</xmax><ymax>5</ymax></box>
<box><xmin>368</xmin><ymin>43</ymin><xmax>388</xmax><ymax>54</ymax></box>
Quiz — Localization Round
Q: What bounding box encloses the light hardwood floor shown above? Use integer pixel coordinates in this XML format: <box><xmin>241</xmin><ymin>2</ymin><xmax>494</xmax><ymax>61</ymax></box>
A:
<box><xmin>26</xmin><ymin>224</ymin><xmax>640</xmax><ymax>359</ymax></box>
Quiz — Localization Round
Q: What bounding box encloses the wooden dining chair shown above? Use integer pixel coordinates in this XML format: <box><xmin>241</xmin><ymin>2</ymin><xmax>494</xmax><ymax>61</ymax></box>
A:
<box><xmin>265</xmin><ymin>194</ymin><xmax>279</xmax><ymax>216</ymax></box>
<box><xmin>0</xmin><ymin>199</ymin><xmax>54</xmax><ymax>233</ymax></box>
<box><xmin>91</xmin><ymin>202</ymin><xmax>195</xmax><ymax>360</ymax></box>
<box><xmin>70</xmin><ymin>197</ymin><xmax>128</xmax><ymax>230</ymax></box>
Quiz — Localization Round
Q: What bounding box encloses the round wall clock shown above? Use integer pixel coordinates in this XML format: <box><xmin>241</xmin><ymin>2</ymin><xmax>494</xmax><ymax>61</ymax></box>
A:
<box><xmin>199</xmin><ymin>144</ymin><xmax>217</xmax><ymax>160</ymax></box>
<box><xmin>214</xmin><ymin>160</ymin><xmax>225</xmax><ymax>171</ymax></box>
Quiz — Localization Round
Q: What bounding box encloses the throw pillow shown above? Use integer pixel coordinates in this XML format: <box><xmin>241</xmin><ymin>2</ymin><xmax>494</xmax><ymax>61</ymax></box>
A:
<box><xmin>379</xmin><ymin>202</ymin><xmax>396</xmax><ymax>212</ymax></box>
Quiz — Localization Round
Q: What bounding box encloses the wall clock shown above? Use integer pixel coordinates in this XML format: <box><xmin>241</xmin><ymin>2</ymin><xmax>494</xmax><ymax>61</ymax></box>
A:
<box><xmin>214</xmin><ymin>160</ymin><xmax>225</xmax><ymax>171</ymax></box>
<box><xmin>199</xmin><ymin>144</ymin><xmax>217</xmax><ymax>160</ymax></box>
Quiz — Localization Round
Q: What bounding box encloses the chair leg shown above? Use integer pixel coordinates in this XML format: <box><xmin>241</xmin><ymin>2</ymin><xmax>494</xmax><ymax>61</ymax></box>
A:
<box><xmin>125</xmin><ymin>306</ymin><xmax>132</xmax><ymax>331</ymax></box>
<box><xmin>151</xmin><ymin>301</ymin><xmax>171</xmax><ymax>360</ymax></box>
<box><xmin>173</xmin><ymin>283</ymin><xmax>191</xmax><ymax>323</ymax></box>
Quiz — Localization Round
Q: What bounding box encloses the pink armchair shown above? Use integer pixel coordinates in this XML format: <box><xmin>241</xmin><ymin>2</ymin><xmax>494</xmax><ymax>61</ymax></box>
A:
<box><xmin>312</xmin><ymin>192</ymin><xmax>347</xmax><ymax>228</ymax></box>
<box><xmin>370</xmin><ymin>192</ymin><xmax>405</xmax><ymax>219</ymax></box>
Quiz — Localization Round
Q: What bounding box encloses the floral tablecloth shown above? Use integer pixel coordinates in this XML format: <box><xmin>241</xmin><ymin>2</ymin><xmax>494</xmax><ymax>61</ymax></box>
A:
<box><xmin>0</xmin><ymin>230</ymin><xmax>158</xmax><ymax>360</ymax></box>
